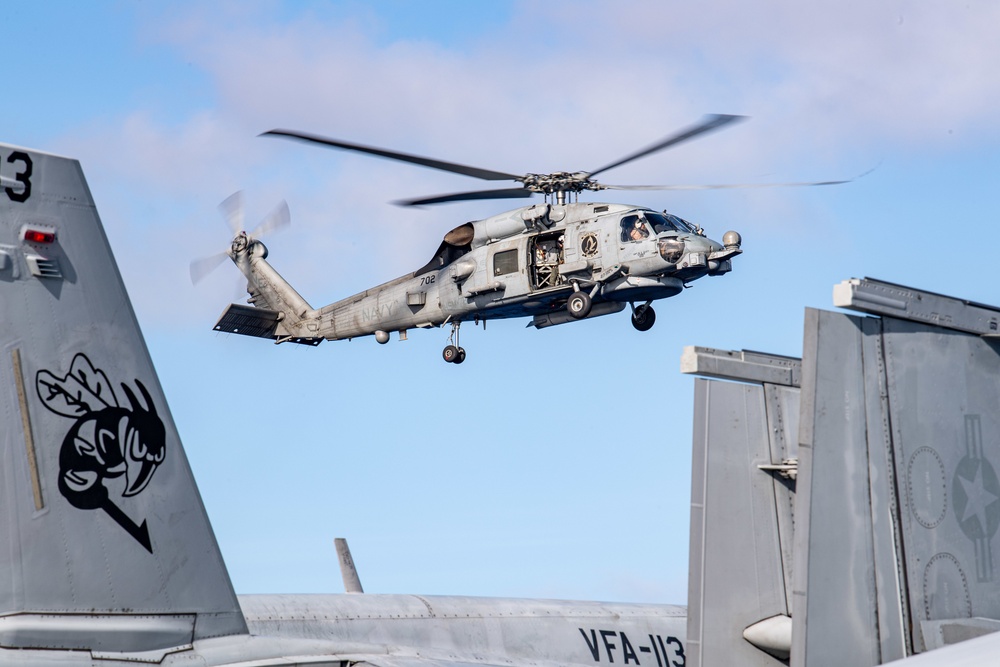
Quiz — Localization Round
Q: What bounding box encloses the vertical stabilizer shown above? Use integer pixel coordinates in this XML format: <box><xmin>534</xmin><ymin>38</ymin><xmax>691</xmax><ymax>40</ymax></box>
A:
<box><xmin>682</xmin><ymin>347</ymin><xmax>800</xmax><ymax>666</ymax></box>
<box><xmin>794</xmin><ymin>282</ymin><xmax>1000</xmax><ymax>663</ymax></box>
<box><xmin>792</xmin><ymin>308</ymin><xmax>899</xmax><ymax>666</ymax></box>
<box><xmin>335</xmin><ymin>538</ymin><xmax>365</xmax><ymax>594</ymax></box>
<box><xmin>688</xmin><ymin>279</ymin><xmax>1000</xmax><ymax>666</ymax></box>
<box><xmin>0</xmin><ymin>143</ymin><xmax>246</xmax><ymax>653</ymax></box>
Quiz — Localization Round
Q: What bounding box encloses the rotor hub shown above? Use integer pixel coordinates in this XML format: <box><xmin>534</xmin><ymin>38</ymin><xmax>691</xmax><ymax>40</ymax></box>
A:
<box><xmin>231</xmin><ymin>232</ymin><xmax>249</xmax><ymax>254</ymax></box>
<box><xmin>521</xmin><ymin>172</ymin><xmax>601</xmax><ymax>195</ymax></box>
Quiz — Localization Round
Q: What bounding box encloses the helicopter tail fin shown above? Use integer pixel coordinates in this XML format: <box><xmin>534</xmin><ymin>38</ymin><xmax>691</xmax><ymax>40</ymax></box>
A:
<box><xmin>214</xmin><ymin>245</ymin><xmax>323</xmax><ymax>345</ymax></box>
<box><xmin>0</xmin><ymin>142</ymin><xmax>247</xmax><ymax>654</ymax></box>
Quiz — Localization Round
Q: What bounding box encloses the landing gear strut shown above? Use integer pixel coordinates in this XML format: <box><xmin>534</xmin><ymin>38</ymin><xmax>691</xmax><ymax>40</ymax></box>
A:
<box><xmin>631</xmin><ymin>302</ymin><xmax>656</xmax><ymax>331</ymax></box>
<box><xmin>442</xmin><ymin>321</ymin><xmax>466</xmax><ymax>364</ymax></box>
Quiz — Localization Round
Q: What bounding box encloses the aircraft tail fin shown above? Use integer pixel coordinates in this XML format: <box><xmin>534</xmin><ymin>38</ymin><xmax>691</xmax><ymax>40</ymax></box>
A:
<box><xmin>0</xmin><ymin>142</ymin><xmax>247</xmax><ymax>654</ymax></box>
<box><xmin>335</xmin><ymin>537</ymin><xmax>365</xmax><ymax>594</ymax></box>
<box><xmin>683</xmin><ymin>279</ymin><xmax>1000</xmax><ymax>666</ymax></box>
<box><xmin>682</xmin><ymin>347</ymin><xmax>800</xmax><ymax>666</ymax></box>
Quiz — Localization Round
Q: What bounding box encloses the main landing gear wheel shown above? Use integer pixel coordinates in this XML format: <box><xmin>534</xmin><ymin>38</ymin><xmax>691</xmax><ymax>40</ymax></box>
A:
<box><xmin>442</xmin><ymin>320</ymin><xmax>467</xmax><ymax>364</ymax></box>
<box><xmin>567</xmin><ymin>292</ymin><xmax>593</xmax><ymax>319</ymax></box>
<box><xmin>631</xmin><ymin>304</ymin><xmax>656</xmax><ymax>331</ymax></box>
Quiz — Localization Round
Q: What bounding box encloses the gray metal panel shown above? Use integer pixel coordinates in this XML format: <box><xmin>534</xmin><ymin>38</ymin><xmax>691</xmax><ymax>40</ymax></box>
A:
<box><xmin>833</xmin><ymin>277</ymin><xmax>1000</xmax><ymax>336</ymax></box>
<box><xmin>879</xmin><ymin>315</ymin><xmax>1000</xmax><ymax>651</ymax></box>
<box><xmin>920</xmin><ymin>617</ymin><xmax>1000</xmax><ymax>651</ymax></box>
<box><xmin>880</xmin><ymin>624</ymin><xmax>1000</xmax><ymax>666</ymax></box>
<box><xmin>762</xmin><ymin>382</ymin><xmax>799</xmax><ymax>612</ymax></box>
<box><xmin>858</xmin><ymin>317</ymin><xmax>909</xmax><ymax>662</ymax></box>
<box><xmin>792</xmin><ymin>308</ymin><xmax>881</xmax><ymax>667</ymax></box>
<box><xmin>240</xmin><ymin>594</ymin><xmax>688</xmax><ymax>667</ymax></box>
<box><xmin>687</xmin><ymin>378</ymin><xmax>789</xmax><ymax>667</ymax></box>
<box><xmin>680</xmin><ymin>346</ymin><xmax>801</xmax><ymax>387</ymax></box>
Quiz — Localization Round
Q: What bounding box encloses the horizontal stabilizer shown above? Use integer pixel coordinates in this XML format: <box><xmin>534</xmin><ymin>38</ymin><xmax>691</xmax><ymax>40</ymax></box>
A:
<box><xmin>214</xmin><ymin>303</ymin><xmax>322</xmax><ymax>346</ymax></box>
<box><xmin>214</xmin><ymin>303</ymin><xmax>281</xmax><ymax>337</ymax></box>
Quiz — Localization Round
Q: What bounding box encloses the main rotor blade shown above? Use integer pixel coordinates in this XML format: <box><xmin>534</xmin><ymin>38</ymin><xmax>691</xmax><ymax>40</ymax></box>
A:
<box><xmin>600</xmin><ymin>178</ymin><xmax>850</xmax><ymax>191</ymax></box>
<box><xmin>587</xmin><ymin>114</ymin><xmax>746</xmax><ymax>180</ymax></box>
<box><xmin>249</xmin><ymin>200</ymin><xmax>291</xmax><ymax>238</ymax></box>
<box><xmin>395</xmin><ymin>187</ymin><xmax>535</xmax><ymax>207</ymax></box>
<box><xmin>190</xmin><ymin>252</ymin><xmax>229</xmax><ymax>285</ymax></box>
<box><xmin>218</xmin><ymin>191</ymin><xmax>245</xmax><ymax>234</ymax></box>
<box><xmin>263</xmin><ymin>129</ymin><xmax>523</xmax><ymax>182</ymax></box>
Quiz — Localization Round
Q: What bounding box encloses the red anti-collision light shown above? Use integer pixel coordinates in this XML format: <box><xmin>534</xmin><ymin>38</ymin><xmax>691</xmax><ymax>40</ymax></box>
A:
<box><xmin>23</xmin><ymin>229</ymin><xmax>56</xmax><ymax>244</ymax></box>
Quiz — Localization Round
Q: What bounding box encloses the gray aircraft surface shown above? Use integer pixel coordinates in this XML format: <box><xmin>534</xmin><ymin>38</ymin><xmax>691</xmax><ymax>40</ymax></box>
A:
<box><xmin>2</xmin><ymin>140</ymin><xmax>997</xmax><ymax>667</ymax></box>
<box><xmin>682</xmin><ymin>279</ymin><xmax>1000</xmax><ymax>666</ymax></box>
<box><xmin>195</xmin><ymin>115</ymin><xmax>842</xmax><ymax>363</ymax></box>
<box><xmin>0</xmin><ymin>141</ymin><xmax>686</xmax><ymax>666</ymax></box>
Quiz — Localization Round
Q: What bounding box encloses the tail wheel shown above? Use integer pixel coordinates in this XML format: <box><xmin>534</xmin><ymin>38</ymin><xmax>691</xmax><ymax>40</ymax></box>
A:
<box><xmin>443</xmin><ymin>345</ymin><xmax>460</xmax><ymax>362</ymax></box>
<box><xmin>631</xmin><ymin>305</ymin><xmax>656</xmax><ymax>331</ymax></box>
<box><xmin>567</xmin><ymin>292</ymin><xmax>593</xmax><ymax>319</ymax></box>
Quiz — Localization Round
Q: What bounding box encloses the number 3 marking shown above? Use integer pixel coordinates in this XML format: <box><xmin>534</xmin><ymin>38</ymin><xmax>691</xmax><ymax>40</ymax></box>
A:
<box><xmin>5</xmin><ymin>151</ymin><xmax>33</xmax><ymax>202</ymax></box>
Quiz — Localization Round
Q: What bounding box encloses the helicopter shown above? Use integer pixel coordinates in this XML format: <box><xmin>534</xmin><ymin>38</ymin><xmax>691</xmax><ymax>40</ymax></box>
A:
<box><xmin>195</xmin><ymin>114</ymin><xmax>844</xmax><ymax>363</ymax></box>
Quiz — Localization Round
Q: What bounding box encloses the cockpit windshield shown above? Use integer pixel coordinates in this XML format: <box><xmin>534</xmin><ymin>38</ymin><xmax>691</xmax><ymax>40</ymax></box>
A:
<box><xmin>645</xmin><ymin>211</ymin><xmax>698</xmax><ymax>234</ymax></box>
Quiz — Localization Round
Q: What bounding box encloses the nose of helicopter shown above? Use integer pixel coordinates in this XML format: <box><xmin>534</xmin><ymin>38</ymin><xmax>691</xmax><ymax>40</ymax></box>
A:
<box><xmin>687</xmin><ymin>234</ymin><xmax>722</xmax><ymax>255</ymax></box>
<box><xmin>701</xmin><ymin>229</ymin><xmax>741</xmax><ymax>254</ymax></box>
<box><xmin>705</xmin><ymin>229</ymin><xmax>742</xmax><ymax>276</ymax></box>
<box><xmin>706</xmin><ymin>237</ymin><xmax>724</xmax><ymax>253</ymax></box>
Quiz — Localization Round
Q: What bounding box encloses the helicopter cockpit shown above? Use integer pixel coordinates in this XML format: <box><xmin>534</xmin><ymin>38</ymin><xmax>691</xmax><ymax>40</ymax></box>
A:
<box><xmin>620</xmin><ymin>211</ymin><xmax>700</xmax><ymax>243</ymax></box>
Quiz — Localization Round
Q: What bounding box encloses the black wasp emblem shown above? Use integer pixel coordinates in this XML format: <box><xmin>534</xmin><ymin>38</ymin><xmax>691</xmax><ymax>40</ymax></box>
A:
<box><xmin>36</xmin><ymin>353</ymin><xmax>166</xmax><ymax>553</ymax></box>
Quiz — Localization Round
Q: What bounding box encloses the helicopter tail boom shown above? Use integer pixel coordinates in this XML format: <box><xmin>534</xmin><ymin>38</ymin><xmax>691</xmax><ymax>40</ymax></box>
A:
<box><xmin>219</xmin><ymin>238</ymin><xmax>324</xmax><ymax>344</ymax></box>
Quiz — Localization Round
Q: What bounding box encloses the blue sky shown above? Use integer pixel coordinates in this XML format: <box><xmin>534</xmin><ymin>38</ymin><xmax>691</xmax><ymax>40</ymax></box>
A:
<box><xmin>4</xmin><ymin>1</ymin><xmax>999</xmax><ymax>604</ymax></box>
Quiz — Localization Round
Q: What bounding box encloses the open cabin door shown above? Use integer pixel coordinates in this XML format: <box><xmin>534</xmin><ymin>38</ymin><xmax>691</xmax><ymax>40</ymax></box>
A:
<box><xmin>529</xmin><ymin>231</ymin><xmax>566</xmax><ymax>291</ymax></box>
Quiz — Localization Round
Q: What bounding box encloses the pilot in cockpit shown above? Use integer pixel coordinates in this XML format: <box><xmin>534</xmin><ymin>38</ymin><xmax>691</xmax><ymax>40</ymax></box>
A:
<box><xmin>629</xmin><ymin>219</ymin><xmax>650</xmax><ymax>241</ymax></box>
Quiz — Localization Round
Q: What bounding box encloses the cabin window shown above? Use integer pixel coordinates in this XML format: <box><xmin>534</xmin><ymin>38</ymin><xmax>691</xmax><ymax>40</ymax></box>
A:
<box><xmin>647</xmin><ymin>212</ymin><xmax>698</xmax><ymax>234</ymax></box>
<box><xmin>646</xmin><ymin>212</ymin><xmax>681</xmax><ymax>234</ymax></box>
<box><xmin>493</xmin><ymin>249</ymin><xmax>518</xmax><ymax>276</ymax></box>
<box><xmin>620</xmin><ymin>215</ymin><xmax>651</xmax><ymax>243</ymax></box>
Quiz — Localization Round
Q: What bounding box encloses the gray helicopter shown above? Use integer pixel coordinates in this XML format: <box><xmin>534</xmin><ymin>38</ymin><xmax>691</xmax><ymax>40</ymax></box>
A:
<box><xmin>195</xmin><ymin>115</ymin><xmax>842</xmax><ymax>363</ymax></box>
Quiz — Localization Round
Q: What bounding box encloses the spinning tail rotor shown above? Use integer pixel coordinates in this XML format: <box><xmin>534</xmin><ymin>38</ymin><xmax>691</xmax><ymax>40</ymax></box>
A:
<box><xmin>190</xmin><ymin>192</ymin><xmax>291</xmax><ymax>285</ymax></box>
